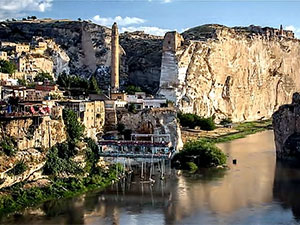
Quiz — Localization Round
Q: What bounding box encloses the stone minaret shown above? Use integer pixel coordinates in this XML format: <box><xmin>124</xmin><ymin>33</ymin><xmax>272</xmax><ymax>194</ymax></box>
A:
<box><xmin>111</xmin><ymin>22</ymin><xmax>119</xmax><ymax>92</ymax></box>
<box><xmin>279</xmin><ymin>24</ymin><xmax>284</xmax><ymax>36</ymax></box>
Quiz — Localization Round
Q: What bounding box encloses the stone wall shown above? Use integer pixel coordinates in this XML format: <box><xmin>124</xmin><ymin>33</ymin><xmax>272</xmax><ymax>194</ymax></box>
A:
<box><xmin>159</xmin><ymin>26</ymin><xmax>300</xmax><ymax>122</ymax></box>
<box><xmin>118</xmin><ymin>108</ymin><xmax>183</xmax><ymax>151</ymax></box>
<box><xmin>273</xmin><ymin>93</ymin><xmax>300</xmax><ymax>159</ymax></box>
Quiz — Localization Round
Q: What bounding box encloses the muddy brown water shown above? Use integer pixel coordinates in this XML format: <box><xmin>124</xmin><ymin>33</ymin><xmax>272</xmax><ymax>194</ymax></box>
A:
<box><xmin>2</xmin><ymin>130</ymin><xmax>300</xmax><ymax>225</ymax></box>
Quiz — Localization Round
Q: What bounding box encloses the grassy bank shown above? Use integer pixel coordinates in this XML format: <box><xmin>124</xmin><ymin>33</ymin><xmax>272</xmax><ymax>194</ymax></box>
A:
<box><xmin>206</xmin><ymin>120</ymin><xmax>272</xmax><ymax>143</ymax></box>
<box><xmin>0</xmin><ymin>165</ymin><xmax>122</xmax><ymax>216</ymax></box>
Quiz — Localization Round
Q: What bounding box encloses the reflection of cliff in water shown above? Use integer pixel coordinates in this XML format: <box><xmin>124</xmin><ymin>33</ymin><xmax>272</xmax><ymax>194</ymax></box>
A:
<box><xmin>273</xmin><ymin>160</ymin><xmax>300</xmax><ymax>221</ymax></box>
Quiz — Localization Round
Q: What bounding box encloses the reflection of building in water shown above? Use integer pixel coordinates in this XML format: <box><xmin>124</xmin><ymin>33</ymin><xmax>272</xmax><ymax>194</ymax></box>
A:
<box><xmin>273</xmin><ymin>161</ymin><xmax>300</xmax><ymax>220</ymax></box>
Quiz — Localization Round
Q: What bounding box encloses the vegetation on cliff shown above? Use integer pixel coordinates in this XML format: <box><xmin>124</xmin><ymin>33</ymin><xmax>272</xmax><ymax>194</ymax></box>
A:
<box><xmin>173</xmin><ymin>140</ymin><xmax>226</xmax><ymax>170</ymax></box>
<box><xmin>34</xmin><ymin>72</ymin><xmax>54</xmax><ymax>82</ymax></box>
<box><xmin>57</xmin><ymin>73</ymin><xmax>102</xmax><ymax>95</ymax></box>
<box><xmin>0</xmin><ymin>165</ymin><xmax>120</xmax><ymax>216</ymax></box>
<box><xmin>0</xmin><ymin>109</ymin><xmax>120</xmax><ymax>216</ymax></box>
<box><xmin>0</xmin><ymin>60</ymin><xmax>16</xmax><ymax>75</ymax></box>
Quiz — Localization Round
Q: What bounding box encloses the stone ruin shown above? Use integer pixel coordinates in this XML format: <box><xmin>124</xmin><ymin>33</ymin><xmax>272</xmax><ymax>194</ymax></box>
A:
<box><xmin>273</xmin><ymin>92</ymin><xmax>300</xmax><ymax>159</ymax></box>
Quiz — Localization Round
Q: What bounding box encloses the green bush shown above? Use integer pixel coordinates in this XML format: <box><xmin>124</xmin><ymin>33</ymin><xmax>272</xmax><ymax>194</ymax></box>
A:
<box><xmin>173</xmin><ymin>140</ymin><xmax>226</xmax><ymax>168</ymax></box>
<box><xmin>220</xmin><ymin>118</ymin><xmax>233</xmax><ymax>126</ymax></box>
<box><xmin>34</xmin><ymin>72</ymin><xmax>53</xmax><ymax>82</ymax></box>
<box><xmin>187</xmin><ymin>162</ymin><xmax>198</xmax><ymax>173</ymax></box>
<box><xmin>125</xmin><ymin>85</ymin><xmax>142</xmax><ymax>94</ymax></box>
<box><xmin>0</xmin><ymin>60</ymin><xmax>16</xmax><ymax>75</ymax></box>
<box><xmin>128</xmin><ymin>103</ymin><xmax>136</xmax><ymax>113</ymax></box>
<box><xmin>43</xmin><ymin>144</ymin><xmax>82</xmax><ymax>176</ymax></box>
<box><xmin>177</xmin><ymin>112</ymin><xmax>216</xmax><ymax>130</ymax></box>
<box><xmin>7</xmin><ymin>161</ymin><xmax>27</xmax><ymax>176</ymax></box>
<box><xmin>198</xmin><ymin>117</ymin><xmax>216</xmax><ymax>131</ymax></box>
<box><xmin>0</xmin><ymin>137</ymin><xmax>16</xmax><ymax>156</ymax></box>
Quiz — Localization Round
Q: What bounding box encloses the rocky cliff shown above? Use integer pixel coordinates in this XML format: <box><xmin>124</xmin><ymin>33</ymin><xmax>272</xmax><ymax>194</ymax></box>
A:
<box><xmin>0</xmin><ymin>20</ymin><xmax>110</xmax><ymax>77</ymax></box>
<box><xmin>0</xmin><ymin>113</ymin><xmax>67</xmax><ymax>189</ymax></box>
<box><xmin>158</xmin><ymin>24</ymin><xmax>300</xmax><ymax>122</ymax></box>
<box><xmin>273</xmin><ymin>92</ymin><xmax>300</xmax><ymax>159</ymax></box>
<box><xmin>118</xmin><ymin>108</ymin><xmax>183</xmax><ymax>150</ymax></box>
<box><xmin>0</xmin><ymin>20</ymin><xmax>162</xmax><ymax>92</ymax></box>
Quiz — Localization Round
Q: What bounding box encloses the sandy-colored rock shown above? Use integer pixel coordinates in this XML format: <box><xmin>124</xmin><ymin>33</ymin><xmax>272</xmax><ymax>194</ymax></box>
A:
<box><xmin>159</xmin><ymin>25</ymin><xmax>300</xmax><ymax>122</ymax></box>
<box><xmin>118</xmin><ymin>108</ymin><xmax>183</xmax><ymax>150</ymax></box>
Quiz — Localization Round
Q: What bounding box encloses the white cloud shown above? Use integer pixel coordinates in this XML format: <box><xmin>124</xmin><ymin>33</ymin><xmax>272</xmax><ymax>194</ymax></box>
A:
<box><xmin>120</xmin><ymin>26</ymin><xmax>170</xmax><ymax>36</ymax></box>
<box><xmin>0</xmin><ymin>0</ymin><xmax>52</xmax><ymax>19</ymax></box>
<box><xmin>162</xmin><ymin>0</ymin><xmax>172</xmax><ymax>3</ymax></box>
<box><xmin>285</xmin><ymin>25</ymin><xmax>300</xmax><ymax>38</ymax></box>
<box><xmin>92</xmin><ymin>15</ymin><xmax>146</xmax><ymax>27</ymax></box>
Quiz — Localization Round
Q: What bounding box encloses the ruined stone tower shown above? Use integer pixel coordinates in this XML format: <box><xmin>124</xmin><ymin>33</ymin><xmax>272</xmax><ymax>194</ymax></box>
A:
<box><xmin>111</xmin><ymin>22</ymin><xmax>119</xmax><ymax>92</ymax></box>
<box><xmin>279</xmin><ymin>24</ymin><xmax>284</xmax><ymax>36</ymax></box>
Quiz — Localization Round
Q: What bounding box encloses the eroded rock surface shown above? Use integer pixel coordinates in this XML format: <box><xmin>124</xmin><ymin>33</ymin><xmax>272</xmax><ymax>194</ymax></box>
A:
<box><xmin>273</xmin><ymin>92</ymin><xmax>300</xmax><ymax>159</ymax></box>
<box><xmin>118</xmin><ymin>108</ymin><xmax>183</xmax><ymax>151</ymax></box>
<box><xmin>158</xmin><ymin>25</ymin><xmax>300</xmax><ymax>122</ymax></box>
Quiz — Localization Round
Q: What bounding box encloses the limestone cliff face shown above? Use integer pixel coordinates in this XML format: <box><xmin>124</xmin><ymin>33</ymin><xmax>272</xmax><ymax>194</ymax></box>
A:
<box><xmin>273</xmin><ymin>93</ymin><xmax>300</xmax><ymax>159</ymax></box>
<box><xmin>0</xmin><ymin>20</ymin><xmax>112</xmax><ymax>79</ymax></box>
<box><xmin>120</xmin><ymin>31</ymin><xmax>163</xmax><ymax>93</ymax></box>
<box><xmin>158</xmin><ymin>25</ymin><xmax>300</xmax><ymax>122</ymax></box>
<box><xmin>0</xmin><ymin>112</ymin><xmax>67</xmax><ymax>188</ymax></box>
<box><xmin>0</xmin><ymin>115</ymin><xmax>66</xmax><ymax>151</ymax></box>
<box><xmin>118</xmin><ymin>108</ymin><xmax>183</xmax><ymax>150</ymax></box>
<box><xmin>0</xmin><ymin>20</ymin><xmax>163</xmax><ymax>92</ymax></box>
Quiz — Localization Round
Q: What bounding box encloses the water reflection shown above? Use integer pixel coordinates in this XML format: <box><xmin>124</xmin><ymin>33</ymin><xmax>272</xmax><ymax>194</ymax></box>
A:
<box><xmin>273</xmin><ymin>160</ymin><xmax>300</xmax><ymax>222</ymax></box>
<box><xmin>3</xmin><ymin>131</ymin><xmax>300</xmax><ymax>225</ymax></box>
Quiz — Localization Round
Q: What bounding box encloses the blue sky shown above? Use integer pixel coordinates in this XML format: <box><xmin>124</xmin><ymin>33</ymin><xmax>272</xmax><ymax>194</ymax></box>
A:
<box><xmin>1</xmin><ymin>0</ymin><xmax>300</xmax><ymax>36</ymax></box>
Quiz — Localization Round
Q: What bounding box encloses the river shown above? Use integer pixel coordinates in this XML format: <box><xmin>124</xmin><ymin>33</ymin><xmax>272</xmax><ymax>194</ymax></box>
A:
<box><xmin>2</xmin><ymin>130</ymin><xmax>300</xmax><ymax>225</ymax></box>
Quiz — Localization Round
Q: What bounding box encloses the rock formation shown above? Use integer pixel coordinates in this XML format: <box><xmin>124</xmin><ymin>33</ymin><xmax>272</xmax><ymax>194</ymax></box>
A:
<box><xmin>273</xmin><ymin>92</ymin><xmax>300</xmax><ymax>159</ymax></box>
<box><xmin>2</xmin><ymin>21</ymin><xmax>300</xmax><ymax>122</ymax></box>
<box><xmin>158</xmin><ymin>24</ymin><xmax>300</xmax><ymax>122</ymax></box>
<box><xmin>118</xmin><ymin>108</ymin><xmax>183</xmax><ymax>150</ymax></box>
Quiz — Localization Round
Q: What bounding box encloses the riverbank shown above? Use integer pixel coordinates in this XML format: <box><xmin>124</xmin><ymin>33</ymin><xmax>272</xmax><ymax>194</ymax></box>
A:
<box><xmin>181</xmin><ymin>120</ymin><xmax>272</xmax><ymax>144</ymax></box>
<box><xmin>0</xmin><ymin>165</ymin><xmax>122</xmax><ymax>217</ymax></box>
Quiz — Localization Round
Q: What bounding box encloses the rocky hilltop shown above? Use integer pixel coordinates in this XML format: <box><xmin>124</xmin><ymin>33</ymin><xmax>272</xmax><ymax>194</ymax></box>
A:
<box><xmin>0</xmin><ymin>19</ymin><xmax>163</xmax><ymax>93</ymax></box>
<box><xmin>158</xmin><ymin>24</ymin><xmax>300</xmax><ymax>122</ymax></box>
<box><xmin>0</xmin><ymin>19</ymin><xmax>112</xmax><ymax>79</ymax></box>
<box><xmin>1</xmin><ymin>20</ymin><xmax>300</xmax><ymax>121</ymax></box>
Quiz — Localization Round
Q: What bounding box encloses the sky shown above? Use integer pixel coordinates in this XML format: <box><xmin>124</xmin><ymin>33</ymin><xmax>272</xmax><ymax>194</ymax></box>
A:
<box><xmin>0</xmin><ymin>0</ymin><xmax>300</xmax><ymax>37</ymax></box>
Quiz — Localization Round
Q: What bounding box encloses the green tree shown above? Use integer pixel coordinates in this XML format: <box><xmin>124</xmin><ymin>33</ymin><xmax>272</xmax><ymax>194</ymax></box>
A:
<box><xmin>177</xmin><ymin>112</ymin><xmax>216</xmax><ymax>130</ymax></box>
<box><xmin>89</xmin><ymin>76</ymin><xmax>102</xmax><ymax>94</ymax></box>
<box><xmin>0</xmin><ymin>60</ymin><xmax>16</xmax><ymax>75</ymax></box>
<box><xmin>173</xmin><ymin>140</ymin><xmax>226</xmax><ymax>168</ymax></box>
<box><xmin>62</xmin><ymin>109</ymin><xmax>85</xmax><ymax>141</ymax></box>
<box><xmin>34</xmin><ymin>72</ymin><xmax>53</xmax><ymax>82</ymax></box>
<box><xmin>57</xmin><ymin>72</ymin><xmax>71</xmax><ymax>88</ymax></box>
<box><xmin>128</xmin><ymin>103</ymin><xmax>136</xmax><ymax>113</ymax></box>
<box><xmin>125</xmin><ymin>85</ymin><xmax>142</xmax><ymax>95</ymax></box>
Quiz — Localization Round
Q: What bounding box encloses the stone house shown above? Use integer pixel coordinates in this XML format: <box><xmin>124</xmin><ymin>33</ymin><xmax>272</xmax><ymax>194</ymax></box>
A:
<box><xmin>58</xmin><ymin>100</ymin><xmax>105</xmax><ymax>139</ymax></box>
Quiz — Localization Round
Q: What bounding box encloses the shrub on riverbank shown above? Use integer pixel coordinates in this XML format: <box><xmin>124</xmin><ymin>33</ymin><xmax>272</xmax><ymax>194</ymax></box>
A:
<box><xmin>0</xmin><ymin>165</ymin><xmax>120</xmax><ymax>216</ymax></box>
<box><xmin>173</xmin><ymin>140</ymin><xmax>226</xmax><ymax>169</ymax></box>
<box><xmin>177</xmin><ymin>113</ymin><xmax>216</xmax><ymax>130</ymax></box>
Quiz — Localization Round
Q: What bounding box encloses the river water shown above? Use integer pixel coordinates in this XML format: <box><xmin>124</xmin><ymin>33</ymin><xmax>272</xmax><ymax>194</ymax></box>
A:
<box><xmin>2</xmin><ymin>130</ymin><xmax>300</xmax><ymax>225</ymax></box>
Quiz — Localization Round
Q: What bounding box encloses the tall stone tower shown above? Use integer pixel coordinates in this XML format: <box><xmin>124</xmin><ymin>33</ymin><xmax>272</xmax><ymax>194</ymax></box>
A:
<box><xmin>279</xmin><ymin>24</ymin><xmax>284</xmax><ymax>36</ymax></box>
<box><xmin>111</xmin><ymin>22</ymin><xmax>119</xmax><ymax>92</ymax></box>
